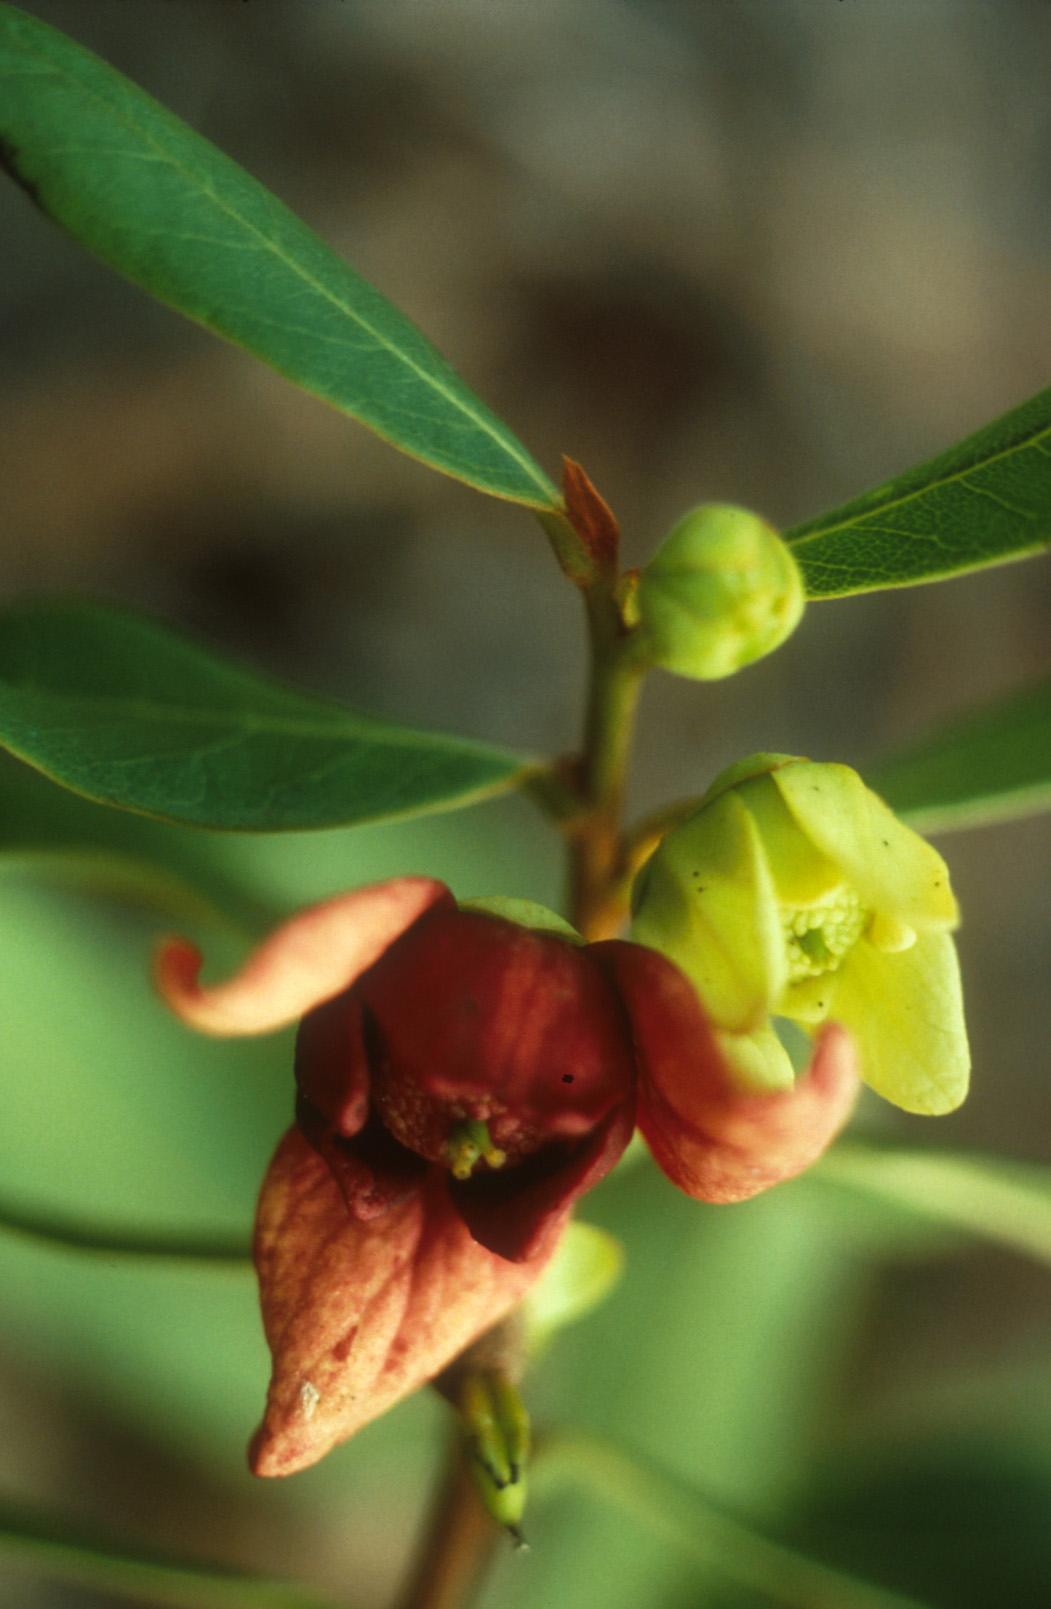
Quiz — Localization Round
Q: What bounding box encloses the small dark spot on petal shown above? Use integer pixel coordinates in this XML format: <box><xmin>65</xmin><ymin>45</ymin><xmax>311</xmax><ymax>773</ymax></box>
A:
<box><xmin>561</xmin><ymin>1074</ymin><xmax>574</xmax><ymax>1084</ymax></box>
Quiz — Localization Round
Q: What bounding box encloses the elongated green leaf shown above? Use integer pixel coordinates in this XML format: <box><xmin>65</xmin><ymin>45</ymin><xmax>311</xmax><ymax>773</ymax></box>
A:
<box><xmin>865</xmin><ymin>679</ymin><xmax>1051</xmax><ymax>833</ymax></box>
<box><xmin>0</xmin><ymin>4</ymin><xmax>558</xmax><ymax>509</ymax></box>
<box><xmin>0</xmin><ymin>1191</ymin><xmax>250</xmax><ymax>1261</ymax></box>
<box><xmin>786</xmin><ymin>387</ymin><xmax>1051</xmax><ymax>596</ymax></box>
<box><xmin>534</xmin><ymin>1432</ymin><xmax>930</xmax><ymax>1609</ymax></box>
<box><xmin>817</xmin><ymin>1142</ymin><xmax>1051</xmax><ymax>1271</ymax></box>
<box><xmin>0</xmin><ymin>1499</ymin><xmax>339</xmax><ymax>1609</ymax></box>
<box><xmin>0</xmin><ymin>601</ymin><xmax>530</xmax><ymax>829</ymax></box>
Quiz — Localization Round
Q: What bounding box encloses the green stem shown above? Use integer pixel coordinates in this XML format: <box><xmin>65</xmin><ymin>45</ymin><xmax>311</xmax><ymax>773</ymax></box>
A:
<box><xmin>532</xmin><ymin>1432</ymin><xmax>932</xmax><ymax>1609</ymax></box>
<box><xmin>568</xmin><ymin>587</ymin><xmax>644</xmax><ymax>940</ymax></box>
<box><xmin>0</xmin><ymin>1500</ymin><xmax>336</xmax><ymax>1609</ymax></box>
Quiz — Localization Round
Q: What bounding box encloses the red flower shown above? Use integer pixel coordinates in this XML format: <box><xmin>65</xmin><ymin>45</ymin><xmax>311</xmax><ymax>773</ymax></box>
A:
<box><xmin>157</xmin><ymin>877</ymin><xmax>857</xmax><ymax>1476</ymax></box>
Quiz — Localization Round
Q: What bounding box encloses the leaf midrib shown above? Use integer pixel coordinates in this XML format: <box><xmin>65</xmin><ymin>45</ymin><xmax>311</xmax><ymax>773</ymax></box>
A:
<box><xmin>0</xmin><ymin>17</ymin><xmax>556</xmax><ymax>504</ymax></box>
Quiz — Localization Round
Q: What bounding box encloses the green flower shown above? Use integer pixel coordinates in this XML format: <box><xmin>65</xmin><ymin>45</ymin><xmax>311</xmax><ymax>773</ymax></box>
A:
<box><xmin>631</xmin><ymin>755</ymin><xmax>969</xmax><ymax>1114</ymax></box>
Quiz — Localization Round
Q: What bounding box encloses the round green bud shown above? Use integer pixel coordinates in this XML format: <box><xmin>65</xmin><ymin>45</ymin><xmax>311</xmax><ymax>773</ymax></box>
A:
<box><xmin>634</xmin><ymin>504</ymin><xmax>805</xmax><ymax>680</ymax></box>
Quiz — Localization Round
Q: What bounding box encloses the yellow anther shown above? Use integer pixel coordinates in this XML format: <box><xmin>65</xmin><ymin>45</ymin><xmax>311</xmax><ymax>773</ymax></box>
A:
<box><xmin>445</xmin><ymin>1120</ymin><xmax>506</xmax><ymax>1180</ymax></box>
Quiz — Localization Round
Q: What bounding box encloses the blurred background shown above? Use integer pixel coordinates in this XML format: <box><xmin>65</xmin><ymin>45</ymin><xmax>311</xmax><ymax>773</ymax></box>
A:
<box><xmin>2</xmin><ymin>1</ymin><xmax>1051</xmax><ymax>1604</ymax></box>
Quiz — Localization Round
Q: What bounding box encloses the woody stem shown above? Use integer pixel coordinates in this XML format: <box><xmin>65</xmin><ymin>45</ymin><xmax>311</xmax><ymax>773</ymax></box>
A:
<box><xmin>395</xmin><ymin>1445</ymin><xmax>500</xmax><ymax>1609</ymax></box>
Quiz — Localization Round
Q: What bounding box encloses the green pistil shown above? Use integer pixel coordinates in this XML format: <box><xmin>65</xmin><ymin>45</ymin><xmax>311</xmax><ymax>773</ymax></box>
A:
<box><xmin>445</xmin><ymin>1120</ymin><xmax>507</xmax><ymax>1182</ymax></box>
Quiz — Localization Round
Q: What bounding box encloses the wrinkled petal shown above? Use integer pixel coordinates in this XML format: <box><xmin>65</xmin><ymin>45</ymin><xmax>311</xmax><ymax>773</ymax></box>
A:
<box><xmin>598</xmin><ymin>940</ymin><xmax>860</xmax><ymax>1202</ymax></box>
<box><xmin>828</xmin><ymin>931</ymin><xmax>969</xmax><ymax>1114</ymax></box>
<box><xmin>155</xmin><ymin>877</ymin><xmax>453</xmax><ymax>1036</ymax></box>
<box><xmin>249</xmin><ymin>1128</ymin><xmax>560</xmax><ymax>1478</ymax></box>
<box><xmin>772</xmin><ymin>762</ymin><xmax>958</xmax><ymax>931</ymax></box>
<box><xmin>448</xmin><ymin>1098</ymin><xmax>636</xmax><ymax>1262</ymax></box>
<box><xmin>631</xmin><ymin>789</ymin><xmax>784</xmax><ymax>1032</ymax></box>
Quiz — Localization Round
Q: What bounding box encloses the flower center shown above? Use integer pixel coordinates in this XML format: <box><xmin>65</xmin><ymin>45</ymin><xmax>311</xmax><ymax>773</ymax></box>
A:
<box><xmin>444</xmin><ymin>1119</ymin><xmax>507</xmax><ymax>1181</ymax></box>
<box><xmin>782</xmin><ymin>888</ymin><xmax>867</xmax><ymax>982</ymax></box>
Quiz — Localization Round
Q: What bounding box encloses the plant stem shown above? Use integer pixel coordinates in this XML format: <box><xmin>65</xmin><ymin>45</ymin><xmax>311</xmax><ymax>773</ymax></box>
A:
<box><xmin>395</xmin><ymin>1444</ymin><xmax>501</xmax><ymax>1609</ymax></box>
<box><xmin>399</xmin><ymin>508</ymin><xmax>643</xmax><ymax>1609</ymax></box>
<box><xmin>568</xmin><ymin>586</ymin><xmax>644</xmax><ymax>940</ymax></box>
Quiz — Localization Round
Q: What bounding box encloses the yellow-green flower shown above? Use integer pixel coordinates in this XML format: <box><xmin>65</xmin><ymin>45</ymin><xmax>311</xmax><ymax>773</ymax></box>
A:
<box><xmin>631</xmin><ymin>755</ymin><xmax>969</xmax><ymax>1114</ymax></box>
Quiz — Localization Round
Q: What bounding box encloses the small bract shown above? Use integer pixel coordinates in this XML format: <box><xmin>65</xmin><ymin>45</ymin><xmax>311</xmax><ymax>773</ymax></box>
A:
<box><xmin>631</xmin><ymin>754</ymin><xmax>969</xmax><ymax>1114</ymax></box>
<box><xmin>634</xmin><ymin>504</ymin><xmax>805</xmax><ymax>680</ymax></box>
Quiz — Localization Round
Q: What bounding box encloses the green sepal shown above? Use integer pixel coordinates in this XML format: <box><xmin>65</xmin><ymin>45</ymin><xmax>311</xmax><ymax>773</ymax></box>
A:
<box><xmin>457</xmin><ymin>896</ymin><xmax>584</xmax><ymax>943</ymax></box>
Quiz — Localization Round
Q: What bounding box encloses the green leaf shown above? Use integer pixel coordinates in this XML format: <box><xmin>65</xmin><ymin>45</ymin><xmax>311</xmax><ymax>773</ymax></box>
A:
<box><xmin>0</xmin><ymin>1498</ymin><xmax>339</xmax><ymax>1609</ymax></box>
<box><xmin>0</xmin><ymin>4</ymin><xmax>558</xmax><ymax>509</ymax></box>
<box><xmin>534</xmin><ymin>1432</ymin><xmax>931</xmax><ymax>1609</ymax></box>
<box><xmin>0</xmin><ymin>1190</ymin><xmax>251</xmax><ymax>1262</ymax></box>
<box><xmin>785</xmin><ymin>387</ymin><xmax>1051</xmax><ymax>596</ymax></box>
<box><xmin>865</xmin><ymin>679</ymin><xmax>1051</xmax><ymax>833</ymax></box>
<box><xmin>816</xmin><ymin>1141</ymin><xmax>1051</xmax><ymax>1272</ymax></box>
<box><xmin>0</xmin><ymin>600</ymin><xmax>531</xmax><ymax>829</ymax></box>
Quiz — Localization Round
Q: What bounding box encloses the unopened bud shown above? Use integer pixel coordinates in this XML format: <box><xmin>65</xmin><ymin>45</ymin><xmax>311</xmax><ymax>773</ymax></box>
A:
<box><xmin>634</xmin><ymin>504</ymin><xmax>804</xmax><ymax>680</ymax></box>
<box><xmin>459</xmin><ymin>1370</ymin><xmax>531</xmax><ymax>1536</ymax></box>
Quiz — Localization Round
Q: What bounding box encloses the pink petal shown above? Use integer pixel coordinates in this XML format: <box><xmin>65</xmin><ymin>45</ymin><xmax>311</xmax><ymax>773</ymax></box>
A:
<box><xmin>595</xmin><ymin>940</ymin><xmax>860</xmax><ymax>1202</ymax></box>
<box><xmin>249</xmin><ymin>1128</ymin><xmax>561</xmax><ymax>1477</ymax></box>
<box><xmin>154</xmin><ymin>877</ymin><xmax>453</xmax><ymax>1036</ymax></box>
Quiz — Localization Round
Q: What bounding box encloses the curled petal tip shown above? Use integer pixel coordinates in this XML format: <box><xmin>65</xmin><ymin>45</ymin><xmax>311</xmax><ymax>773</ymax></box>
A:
<box><xmin>155</xmin><ymin>876</ymin><xmax>453</xmax><ymax>1037</ymax></box>
<box><xmin>598</xmin><ymin>940</ymin><xmax>860</xmax><ymax>1203</ymax></box>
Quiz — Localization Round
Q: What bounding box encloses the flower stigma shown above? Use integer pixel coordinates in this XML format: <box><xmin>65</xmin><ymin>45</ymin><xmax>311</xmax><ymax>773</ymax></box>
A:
<box><xmin>782</xmin><ymin>887</ymin><xmax>867</xmax><ymax>981</ymax></box>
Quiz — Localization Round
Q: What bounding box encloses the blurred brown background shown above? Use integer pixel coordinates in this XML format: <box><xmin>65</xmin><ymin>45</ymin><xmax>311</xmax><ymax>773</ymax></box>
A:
<box><xmin>2</xmin><ymin>2</ymin><xmax>1051</xmax><ymax>1605</ymax></box>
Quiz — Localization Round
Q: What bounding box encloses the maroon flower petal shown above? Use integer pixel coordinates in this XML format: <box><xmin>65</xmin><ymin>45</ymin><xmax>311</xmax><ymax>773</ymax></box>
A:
<box><xmin>448</xmin><ymin>1098</ymin><xmax>636</xmax><ymax>1262</ymax></box>
<box><xmin>249</xmin><ymin>1127</ymin><xmax>561</xmax><ymax>1477</ymax></box>
<box><xmin>594</xmin><ymin>940</ymin><xmax>860</xmax><ymax>1202</ymax></box>
<box><xmin>294</xmin><ymin>991</ymin><xmax>372</xmax><ymax>1138</ymax></box>
<box><xmin>357</xmin><ymin>908</ymin><xmax>636</xmax><ymax>1140</ymax></box>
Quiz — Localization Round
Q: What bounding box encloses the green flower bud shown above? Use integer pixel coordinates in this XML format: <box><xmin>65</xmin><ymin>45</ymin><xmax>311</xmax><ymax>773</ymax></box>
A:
<box><xmin>634</xmin><ymin>504</ymin><xmax>805</xmax><ymax>680</ymax></box>
<box><xmin>458</xmin><ymin>1369</ymin><xmax>531</xmax><ymax>1537</ymax></box>
<box><xmin>631</xmin><ymin>756</ymin><xmax>969</xmax><ymax>1115</ymax></box>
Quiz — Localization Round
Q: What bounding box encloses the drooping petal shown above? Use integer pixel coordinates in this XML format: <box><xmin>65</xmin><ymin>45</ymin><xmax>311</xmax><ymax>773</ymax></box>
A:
<box><xmin>249</xmin><ymin>1128</ymin><xmax>560</xmax><ymax>1478</ymax></box>
<box><xmin>630</xmin><ymin>788</ymin><xmax>785</xmax><ymax>1033</ymax></box>
<box><xmin>598</xmin><ymin>940</ymin><xmax>860</xmax><ymax>1203</ymax></box>
<box><xmin>771</xmin><ymin>762</ymin><xmax>958</xmax><ymax>931</ymax></box>
<box><xmin>827</xmin><ymin>931</ymin><xmax>969</xmax><ymax>1114</ymax></box>
<box><xmin>448</xmin><ymin>1098</ymin><xmax>636</xmax><ymax>1262</ymax></box>
<box><xmin>155</xmin><ymin>877</ymin><xmax>453</xmax><ymax>1036</ymax></box>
